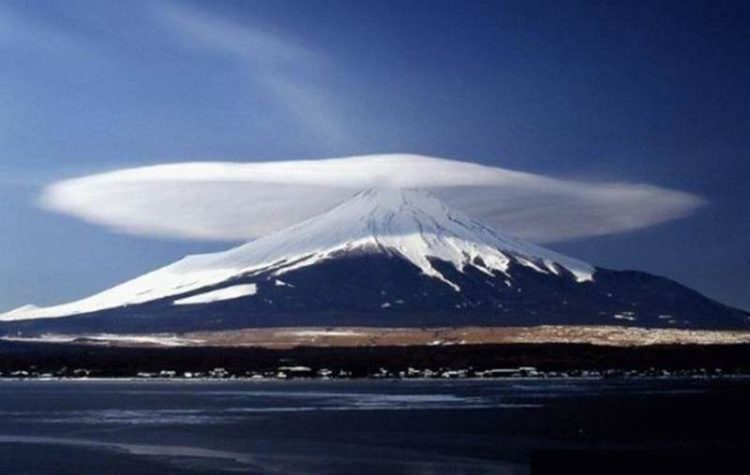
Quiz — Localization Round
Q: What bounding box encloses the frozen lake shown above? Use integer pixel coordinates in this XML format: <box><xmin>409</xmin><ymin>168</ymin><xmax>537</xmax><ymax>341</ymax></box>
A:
<box><xmin>0</xmin><ymin>378</ymin><xmax>748</xmax><ymax>473</ymax></box>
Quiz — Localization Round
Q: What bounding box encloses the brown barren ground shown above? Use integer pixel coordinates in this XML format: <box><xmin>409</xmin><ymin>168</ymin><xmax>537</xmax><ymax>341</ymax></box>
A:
<box><xmin>183</xmin><ymin>325</ymin><xmax>750</xmax><ymax>349</ymax></box>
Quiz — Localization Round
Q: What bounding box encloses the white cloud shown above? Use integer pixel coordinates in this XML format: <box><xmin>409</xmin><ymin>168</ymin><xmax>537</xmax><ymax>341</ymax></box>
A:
<box><xmin>159</xmin><ymin>3</ymin><xmax>320</xmax><ymax>69</ymax></box>
<box><xmin>40</xmin><ymin>154</ymin><xmax>704</xmax><ymax>243</ymax></box>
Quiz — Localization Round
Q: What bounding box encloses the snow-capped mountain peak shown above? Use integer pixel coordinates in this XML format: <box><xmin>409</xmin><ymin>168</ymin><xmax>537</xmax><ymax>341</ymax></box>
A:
<box><xmin>250</xmin><ymin>187</ymin><xmax>595</xmax><ymax>288</ymax></box>
<box><xmin>1</xmin><ymin>188</ymin><xmax>594</xmax><ymax>321</ymax></box>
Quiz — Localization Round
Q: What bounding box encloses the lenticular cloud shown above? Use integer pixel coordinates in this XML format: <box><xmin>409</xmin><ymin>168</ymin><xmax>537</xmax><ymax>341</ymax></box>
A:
<box><xmin>41</xmin><ymin>154</ymin><xmax>704</xmax><ymax>243</ymax></box>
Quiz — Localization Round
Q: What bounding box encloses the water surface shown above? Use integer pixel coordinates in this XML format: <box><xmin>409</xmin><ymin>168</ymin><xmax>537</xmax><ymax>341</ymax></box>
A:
<box><xmin>0</xmin><ymin>378</ymin><xmax>747</xmax><ymax>474</ymax></box>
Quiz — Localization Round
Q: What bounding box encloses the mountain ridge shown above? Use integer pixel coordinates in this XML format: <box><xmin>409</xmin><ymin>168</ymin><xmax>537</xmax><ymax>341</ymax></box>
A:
<box><xmin>1</xmin><ymin>188</ymin><xmax>595</xmax><ymax>321</ymax></box>
<box><xmin>1</xmin><ymin>188</ymin><xmax>747</xmax><ymax>333</ymax></box>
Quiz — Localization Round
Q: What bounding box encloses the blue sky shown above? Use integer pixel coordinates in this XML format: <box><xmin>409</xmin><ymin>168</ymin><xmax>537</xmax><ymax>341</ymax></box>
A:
<box><xmin>1</xmin><ymin>0</ymin><xmax>748</xmax><ymax>311</ymax></box>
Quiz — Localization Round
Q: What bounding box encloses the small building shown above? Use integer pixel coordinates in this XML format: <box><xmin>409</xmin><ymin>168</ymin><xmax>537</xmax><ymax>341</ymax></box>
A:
<box><xmin>277</xmin><ymin>366</ymin><xmax>313</xmax><ymax>378</ymax></box>
<box><xmin>209</xmin><ymin>368</ymin><xmax>230</xmax><ymax>378</ymax></box>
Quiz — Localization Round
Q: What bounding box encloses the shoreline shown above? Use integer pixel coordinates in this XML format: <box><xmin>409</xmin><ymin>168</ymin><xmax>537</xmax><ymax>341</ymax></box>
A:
<box><xmin>2</xmin><ymin>373</ymin><xmax>749</xmax><ymax>383</ymax></box>
<box><xmin>2</xmin><ymin>339</ymin><xmax>748</xmax><ymax>380</ymax></box>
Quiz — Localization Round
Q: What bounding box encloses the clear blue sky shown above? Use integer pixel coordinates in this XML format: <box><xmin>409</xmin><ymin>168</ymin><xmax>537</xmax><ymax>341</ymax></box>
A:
<box><xmin>1</xmin><ymin>0</ymin><xmax>748</xmax><ymax>311</ymax></box>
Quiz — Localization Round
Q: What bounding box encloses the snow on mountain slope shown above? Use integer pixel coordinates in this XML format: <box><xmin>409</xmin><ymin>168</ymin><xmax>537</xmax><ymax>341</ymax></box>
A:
<box><xmin>1</xmin><ymin>188</ymin><xmax>594</xmax><ymax>321</ymax></box>
<box><xmin>172</xmin><ymin>284</ymin><xmax>258</xmax><ymax>305</ymax></box>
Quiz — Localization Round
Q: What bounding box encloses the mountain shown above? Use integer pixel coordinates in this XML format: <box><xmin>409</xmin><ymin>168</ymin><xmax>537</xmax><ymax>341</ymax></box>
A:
<box><xmin>1</xmin><ymin>188</ymin><xmax>747</xmax><ymax>334</ymax></box>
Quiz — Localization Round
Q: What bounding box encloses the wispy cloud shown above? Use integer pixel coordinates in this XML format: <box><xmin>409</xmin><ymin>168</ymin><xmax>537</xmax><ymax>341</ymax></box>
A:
<box><xmin>160</xmin><ymin>3</ymin><xmax>319</xmax><ymax>68</ymax></box>
<box><xmin>157</xmin><ymin>2</ymin><xmax>350</xmax><ymax>149</ymax></box>
<box><xmin>40</xmin><ymin>154</ymin><xmax>705</xmax><ymax>243</ymax></box>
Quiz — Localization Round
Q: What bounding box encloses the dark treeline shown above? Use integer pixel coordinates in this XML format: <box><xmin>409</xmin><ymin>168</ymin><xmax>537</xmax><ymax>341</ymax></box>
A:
<box><xmin>0</xmin><ymin>341</ymin><xmax>748</xmax><ymax>377</ymax></box>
